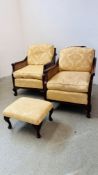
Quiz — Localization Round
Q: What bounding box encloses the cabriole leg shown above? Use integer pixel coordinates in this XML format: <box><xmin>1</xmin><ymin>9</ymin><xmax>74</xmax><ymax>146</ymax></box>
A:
<box><xmin>49</xmin><ymin>108</ymin><xmax>53</xmax><ymax>121</ymax></box>
<box><xmin>34</xmin><ymin>122</ymin><xmax>43</xmax><ymax>138</ymax></box>
<box><xmin>4</xmin><ymin>116</ymin><xmax>12</xmax><ymax>129</ymax></box>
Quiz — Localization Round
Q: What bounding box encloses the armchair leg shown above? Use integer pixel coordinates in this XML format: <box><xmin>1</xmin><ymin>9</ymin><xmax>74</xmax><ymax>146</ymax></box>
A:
<box><xmin>4</xmin><ymin>116</ymin><xmax>12</xmax><ymax>129</ymax></box>
<box><xmin>13</xmin><ymin>88</ymin><xmax>17</xmax><ymax>96</ymax></box>
<box><xmin>44</xmin><ymin>91</ymin><xmax>47</xmax><ymax>100</ymax></box>
<box><xmin>49</xmin><ymin>108</ymin><xmax>53</xmax><ymax>121</ymax></box>
<box><xmin>86</xmin><ymin>104</ymin><xmax>91</xmax><ymax>118</ymax></box>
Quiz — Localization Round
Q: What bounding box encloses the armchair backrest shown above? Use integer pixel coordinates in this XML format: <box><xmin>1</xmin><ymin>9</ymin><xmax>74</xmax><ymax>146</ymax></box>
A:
<box><xmin>27</xmin><ymin>44</ymin><xmax>54</xmax><ymax>65</ymax></box>
<box><xmin>59</xmin><ymin>47</ymin><xmax>95</xmax><ymax>72</ymax></box>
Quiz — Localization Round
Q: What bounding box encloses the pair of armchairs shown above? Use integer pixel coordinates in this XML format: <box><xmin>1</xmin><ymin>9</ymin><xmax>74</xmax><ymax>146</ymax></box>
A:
<box><xmin>12</xmin><ymin>45</ymin><xmax>96</xmax><ymax>118</ymax></box>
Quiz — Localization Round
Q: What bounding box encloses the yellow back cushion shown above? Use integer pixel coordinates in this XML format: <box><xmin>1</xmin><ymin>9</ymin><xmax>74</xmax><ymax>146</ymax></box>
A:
<box><xmin>59</xmin><ymin>47</ymin><xmax>95</xmax><ymax>72</ymax></box>
<box><xmin>27</xmin><ymin>44</ymin><xmax>54</xmax><ymax>65</ymax></box>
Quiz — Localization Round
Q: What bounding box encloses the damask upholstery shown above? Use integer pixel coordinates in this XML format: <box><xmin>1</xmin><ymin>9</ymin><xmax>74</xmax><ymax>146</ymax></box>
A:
<box><xmin>47</xmin><ymin>71</ymin><xmax>90</xmax><ymax>93</ymax></box>
<box><xmin>45</xmin><ymin>46</ymin><xmax>96</xmax><ymax>117</ymax></box>
<box><xmin>13</xmin><ymin>65</ymin><xmax>43</xmax><ymax>80</ymax></box>
<box><xmin>12</xmin><ymin>44</ymin><xmax>56</xmax><ymax>95</ymax></box>
<box><xmin>47</xmin><ymin>90</ymin><xmax>87</xmax><ymax>104</ymax></box>
<box><xmin>3</xmin><ymin>97</ymin><xmax>53</xmax><ymax>125</ymax></box>
<box><xmin>59</xmin><ymin>47</ymin><xmax>94</xmax><ymax>72</ymax></box>
<box><xmin>28</xmin><ymin>44</ymin><xmax>54</xmax><ymax>65</ymax></box>
<box><xmin>15</xmin><ymin>78</ymin><xmax>43</xmax><ymax>89</ymax></box>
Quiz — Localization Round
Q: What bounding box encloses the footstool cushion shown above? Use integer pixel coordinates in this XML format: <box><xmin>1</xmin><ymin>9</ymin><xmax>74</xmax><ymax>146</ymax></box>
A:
<box><xmin>3</xmin><ymin>97</ymin><xmax>54</xmax><ymax>138</ymax></box>
<box><xmin>3</xmin><ymin>97</ymin><xmax>53</xmax><ymax>125</ymax></box>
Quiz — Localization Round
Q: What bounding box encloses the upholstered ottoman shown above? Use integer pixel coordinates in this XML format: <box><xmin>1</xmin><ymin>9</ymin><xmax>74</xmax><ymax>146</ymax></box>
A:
<box><xmin>3</xmin><ymin>97</ymin><xmax>54</xmax><ymax>138</ymax></box>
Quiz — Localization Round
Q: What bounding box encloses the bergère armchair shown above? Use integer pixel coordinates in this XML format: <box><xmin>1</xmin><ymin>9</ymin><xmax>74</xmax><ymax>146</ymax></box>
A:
<box><xmin>12</xmin><ymin>44</ymin><xmax>56</xmax><ymax>96</ymax></box>
<box><xmin>44</xmin><ymin>46</ymin><xmax>96</xmax><ymax>118</ymax></box>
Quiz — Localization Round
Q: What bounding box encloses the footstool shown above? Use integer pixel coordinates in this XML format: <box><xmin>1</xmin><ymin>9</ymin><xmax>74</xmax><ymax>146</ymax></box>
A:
<box><xmin>3</xmin><ymin>97</ymin><xmax>54</xmax><ymax>138</ymax></box>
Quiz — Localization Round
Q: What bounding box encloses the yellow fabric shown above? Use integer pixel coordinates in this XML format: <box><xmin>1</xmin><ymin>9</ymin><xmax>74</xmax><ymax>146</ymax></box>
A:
<box><xmin>47</xmin><ymin>90</ymin><xmax>88</xmax><ymax>104</ymax></box>
<box><xmin>3</xmin><ymin>97</ymin><xmax>53</xmax><ymax>125</ymax></box>
<box><xmin>13</xmin><ymin>65</ymin><xmax>43</xmax><ymax>80</ymax></box>
<box><xmin>15</xmin><ymin>78</ymin><xmax>43</xmax><ymax>89</ymax></box>
<box><xmin>27</xmin><ymin>44</ymin><xmax>54</xmax><ymax>65</ymax></box>
<box><xmin>47</xmin><ymin>71</ymin><xmax>90</xmax><ymax>93</ymax></box>
<box><xmin>59</xmin><ymin>47</ymin><xmax>94</xmax><ymax>72</ymax></box>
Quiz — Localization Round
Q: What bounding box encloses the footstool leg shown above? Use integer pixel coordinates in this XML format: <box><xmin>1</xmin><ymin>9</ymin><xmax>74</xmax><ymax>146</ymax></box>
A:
<box><xmin>34</xmin><ymin>122</ymin><xmax>43</xmax><ymax>138</ymax></box>
<box><xmin>49</xmin><ymin>108</ymin><xmax>53</xmax><ymax>121</ymax></box>
<box><xmin>4</xmin><ymin>116</ymin><xmax>12</xmax><ymax>129</ymax></box>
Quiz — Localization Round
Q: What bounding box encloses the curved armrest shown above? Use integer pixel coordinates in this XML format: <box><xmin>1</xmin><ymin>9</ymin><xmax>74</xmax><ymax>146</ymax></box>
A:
<box><xmin>91</xmin><ymin>57</ymin><xmax>97</xmax><ymax>77</ymax></box>
<box><xmin>44</xmin><ymin>64</ymin><xmax>59</xmax><ymax>81</ymax></box>
<box><xmin>44</xmin><ymin>61</ymin><xmax>55</xmax><ymax>70</ymax></box>
<box><xmin>11</xmin><ymin>57</ymin><xmax>28</xmax><ymax>71</ymax></box>
<box><xmin>88</xmin><ymin>57</ymin><xmax>97</xmax><ymax>97</ymax></box>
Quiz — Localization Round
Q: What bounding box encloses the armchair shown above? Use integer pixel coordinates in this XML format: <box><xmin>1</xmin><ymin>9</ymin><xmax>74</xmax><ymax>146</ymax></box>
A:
<box><xmin>44</xmin><ymin>46</ymin><xmax>96</xmax><ymax>118</ymax></box>
<box><xmin>12</xmin><ymin>44</ymin><xmax>56</xmax><ymax>96</ymax></box>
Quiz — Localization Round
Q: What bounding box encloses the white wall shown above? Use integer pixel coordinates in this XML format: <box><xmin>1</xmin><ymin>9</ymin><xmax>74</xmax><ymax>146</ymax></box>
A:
<box><xmin>0</xmin><ymin>0</ymin><xmax>98</xmax><ymax>84</ymax></box>
<box><xmin>0</xmin><ymin>0</ymin><xmax>25</xmax><ymax>78</ymax></box>
<box><xmin>19</xmin><ymin>0</ymin><xmax>98</xmax><ymax>84</ymax></box>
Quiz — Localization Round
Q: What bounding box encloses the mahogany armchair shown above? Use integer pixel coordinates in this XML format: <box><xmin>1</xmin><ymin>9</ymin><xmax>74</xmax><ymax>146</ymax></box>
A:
<box><xmin>12</xmin><ymin>44</ymin><xmax>56</xmax><ymax>96</ymax></box>
<box><xmin>44</xmin><ymin>46</ymin><xmax>96</xmax><ymax>118</ymax></box>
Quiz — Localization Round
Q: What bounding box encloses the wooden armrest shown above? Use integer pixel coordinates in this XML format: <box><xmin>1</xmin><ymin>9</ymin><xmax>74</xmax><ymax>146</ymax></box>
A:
<box><xmin>44</xmin><ymin>61</ymin><xmax>54</xmax><ymax>70</ymax></box>
<box><xmin>91</xmin><ymin>57</ymin><xmax>97</xmax><ymax>76</ymax></box>
<box><xmin>11</xmin><ymin>57</ymin><xmax>28</xmax><ymax>71</ymax></box>
<box><xmin>88</xmin><ymin>57</ymin><xmax>97</xmax><ymax>96</ymax></box>
<box><xmin>44</xmin><ymin>64</ymin><xmax>59</xmax><ymax>81</ymax></box>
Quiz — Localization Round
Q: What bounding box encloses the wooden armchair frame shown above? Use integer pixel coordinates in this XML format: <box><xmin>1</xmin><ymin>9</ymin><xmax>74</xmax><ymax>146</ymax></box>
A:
<box><xmin>12</xmin><ymin>48</ymin><xmax>56</xmax><ymax>96</ymax></box>
<box><xmin>44</xmin><ymin>48</ymin><xmax>96</xmax><ymax>118</ymax></box>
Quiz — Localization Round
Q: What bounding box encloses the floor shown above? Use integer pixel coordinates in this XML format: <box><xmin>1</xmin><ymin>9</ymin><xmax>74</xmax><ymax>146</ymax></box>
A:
<box><xmin>0</xmin><ymin>76</ymin><xmax>98</xmax><ymax>175</ymax></box>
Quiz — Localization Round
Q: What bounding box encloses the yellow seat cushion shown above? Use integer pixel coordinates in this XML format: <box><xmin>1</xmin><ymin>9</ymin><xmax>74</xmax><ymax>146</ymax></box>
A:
<box><xmin>27</xmin><ymin>44</ymin><xmax>54</xmax><ymax>65</ymax></box>
<box><xmin>47</xmin><ymin>71</ymin><xmax>90</xmax><ymax>93</ymax></box>
<box><xmin>3</xmin><ymin>97</ymin><xmax>53</xmax><ymax>125</ymax></box>
<box><xmin>59</xmin><ymin>47</ymin><xmax>94</xmax><ymax>72</ymax></box>
<box><xmin>15</xmin><ymin>78</ymin><xmax>43</xmax><ymax>89</ymax></box>
<box><xmin>13</xmin><ymin>65</ymin><xmax>43</xmax><ymax>80</ymax></box>
<box><xmin>47</xmin><ymin>90</ymin><xmax>87</xmax><ymax>104</ymax></box>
